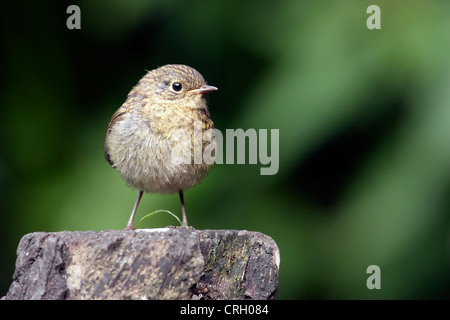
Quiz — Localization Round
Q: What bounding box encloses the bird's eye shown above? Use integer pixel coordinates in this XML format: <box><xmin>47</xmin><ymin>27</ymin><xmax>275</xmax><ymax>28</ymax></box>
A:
<box><xmin>172</xmin><ymin>82</ymin><xmax>182</xmax><ymax>92</ymax></box>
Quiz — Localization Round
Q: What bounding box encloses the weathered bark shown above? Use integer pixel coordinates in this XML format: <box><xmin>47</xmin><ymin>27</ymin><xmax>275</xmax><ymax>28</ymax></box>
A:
<box><xmin>2</xmin><ymin>228</ymin><xmax>279</xmax><ymax>300</ymax></box>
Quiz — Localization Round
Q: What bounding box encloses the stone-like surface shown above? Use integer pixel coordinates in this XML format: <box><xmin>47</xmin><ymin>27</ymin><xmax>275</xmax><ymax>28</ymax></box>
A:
<box><xmin>2</xmin><ymin>229</ymin><xmax>280</xmax><ymax>300</ymax></box>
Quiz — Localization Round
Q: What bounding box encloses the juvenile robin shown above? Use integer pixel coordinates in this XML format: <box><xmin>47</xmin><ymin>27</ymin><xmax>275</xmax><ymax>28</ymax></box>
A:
<box><xmin>104</xmin><ymin>64</ymin><xmax>217</xmax><ymax>230</ymax></box>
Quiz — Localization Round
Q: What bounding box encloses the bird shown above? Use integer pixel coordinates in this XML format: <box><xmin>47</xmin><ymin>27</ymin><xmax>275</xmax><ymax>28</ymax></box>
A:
<box><xmin>104</xmin><ymin>64</ymin><xmax>217</xmax><ymax>230</ymax></box>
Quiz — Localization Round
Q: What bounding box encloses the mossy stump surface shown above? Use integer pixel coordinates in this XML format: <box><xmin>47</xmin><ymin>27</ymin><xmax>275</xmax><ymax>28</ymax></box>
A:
<box><xmin>2</xmin><ymin>229</ymin><xmax>279</xmax><ymax>300</ymax></box>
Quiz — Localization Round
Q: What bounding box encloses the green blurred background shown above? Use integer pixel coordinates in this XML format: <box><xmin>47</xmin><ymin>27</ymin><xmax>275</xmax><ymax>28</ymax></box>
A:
<box><xmin>1</xmin><ymin>0</ymin><xmax>450</xmax><ymax>299</ymax></box>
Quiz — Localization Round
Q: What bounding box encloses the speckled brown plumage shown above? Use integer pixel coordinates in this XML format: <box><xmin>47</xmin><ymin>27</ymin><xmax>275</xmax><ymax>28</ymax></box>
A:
<box><xmin>104</xmin><ymin>64</ymin><xmax>217</xmax><ymax>229</ymax></box>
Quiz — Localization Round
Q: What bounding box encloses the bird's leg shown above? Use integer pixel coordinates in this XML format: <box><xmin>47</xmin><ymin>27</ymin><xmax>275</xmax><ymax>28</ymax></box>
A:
<box><xmin>125</xmin><ymin>190</ymin><xmax>143</xmax><ymax>230</ymax></box>
<box><xmin>179</xmin><ymin>189</ymin><xmax>188</xmax><ymax>226</ymax></box>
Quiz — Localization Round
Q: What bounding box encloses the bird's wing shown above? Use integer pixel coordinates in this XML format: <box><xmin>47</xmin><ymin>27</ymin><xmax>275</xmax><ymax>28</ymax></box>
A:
<box><xmin>103</xmin><ymin>103</ymin><xmax>130</xmax><ymax>167</ymax></box>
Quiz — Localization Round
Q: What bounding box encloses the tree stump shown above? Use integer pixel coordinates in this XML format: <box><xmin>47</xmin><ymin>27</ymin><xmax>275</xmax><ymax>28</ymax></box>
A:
<box><xmin>2</xmin><ymin>229</ymin><xmax>279</xmax><ymax>300</ymax></box>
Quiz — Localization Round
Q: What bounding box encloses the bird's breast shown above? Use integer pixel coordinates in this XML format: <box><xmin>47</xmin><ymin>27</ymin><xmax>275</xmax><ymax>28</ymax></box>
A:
<box><xmin>105</xmin><ymin>104</ymin><xmax>215</xmax><ymax>193</ymax></box>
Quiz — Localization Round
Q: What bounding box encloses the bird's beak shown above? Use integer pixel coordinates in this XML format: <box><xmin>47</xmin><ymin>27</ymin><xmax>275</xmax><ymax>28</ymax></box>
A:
<box><xmin>188</xmin><ymin>85</ymin><xmax>218</xmax><ymax>94</ymax></box>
